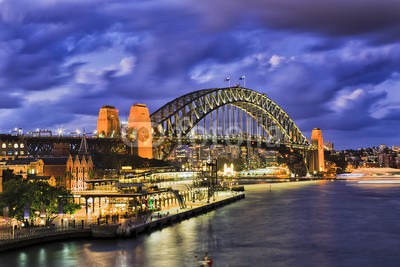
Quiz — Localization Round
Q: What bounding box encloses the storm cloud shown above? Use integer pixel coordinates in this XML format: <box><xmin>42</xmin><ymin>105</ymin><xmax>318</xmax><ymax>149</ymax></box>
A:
<box><xmin>1</xmin><ymin>0</ymin><xmax>400</xmax><ymax>149</ymax></box>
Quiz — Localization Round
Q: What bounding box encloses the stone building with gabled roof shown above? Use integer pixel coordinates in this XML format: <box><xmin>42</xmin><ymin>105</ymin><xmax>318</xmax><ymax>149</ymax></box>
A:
<box><xmin>0</xmin><ymin>157</ymin><xmax>45</xmax><ymax>191</ymax></box>
<box><xmin>66</xmin><ymin>154</ymin><xmax>93</xmax><ymax>191</ymax></box>
<box><xmin>65</xmin><ymin>135</ymin><xmax>94</xmax><ymax>191</ymax></box>
<box><xmin>0</xmin><ymin>136</ymin><xmax>94</xmax><ymax>191</ymax></box>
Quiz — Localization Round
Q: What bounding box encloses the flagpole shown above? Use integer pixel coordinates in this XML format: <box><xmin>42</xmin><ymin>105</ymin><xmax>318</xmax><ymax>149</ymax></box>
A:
<box><xmin>224</xmin><ymin>77</ymin><xmax>231</xmax><ymax>87</ymax></box>
<box><xmin>239</xmin><ymin>76</ymin><xmax>246</xmax><ymax>87</ymax></box>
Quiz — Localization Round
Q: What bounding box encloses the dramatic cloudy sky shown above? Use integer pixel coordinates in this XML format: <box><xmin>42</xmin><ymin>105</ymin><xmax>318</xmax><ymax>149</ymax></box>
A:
<box><xmin>1</xmin><ymin>0</ymin><xmax>400</xmax><ymax>149</ymax></box>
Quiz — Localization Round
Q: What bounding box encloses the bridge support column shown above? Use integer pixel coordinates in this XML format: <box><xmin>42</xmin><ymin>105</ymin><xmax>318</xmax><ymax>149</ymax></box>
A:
<box><xmin>85</xmin><ymin>197</ymin><xmax>89</xmax><ymax>215</ymax></box>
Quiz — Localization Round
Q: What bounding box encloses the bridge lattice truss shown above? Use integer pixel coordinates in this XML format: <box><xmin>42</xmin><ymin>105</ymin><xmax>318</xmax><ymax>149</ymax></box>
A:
<box><xmin>151</xmin><ymin>87</ymin><xmax>310</xmax><ymax>148</ymax></box>
<box><xmin>25</xmin><ymin>137</ymin><xmax>126</xmax><ymax>156</ymax></box>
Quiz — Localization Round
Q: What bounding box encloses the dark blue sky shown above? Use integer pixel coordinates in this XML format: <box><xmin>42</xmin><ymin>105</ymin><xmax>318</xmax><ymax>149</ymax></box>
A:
<box><xmin>1</xmin><ymin>0</ymin><xmax>400</xmax><ymax>149</ymax></box>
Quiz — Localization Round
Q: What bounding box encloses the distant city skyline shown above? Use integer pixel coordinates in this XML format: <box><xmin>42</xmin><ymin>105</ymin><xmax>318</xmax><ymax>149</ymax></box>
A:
<box><xmin>1</xmin><ymin>0</ymin><xmax>400</xmax><ymax>149</ymax></box>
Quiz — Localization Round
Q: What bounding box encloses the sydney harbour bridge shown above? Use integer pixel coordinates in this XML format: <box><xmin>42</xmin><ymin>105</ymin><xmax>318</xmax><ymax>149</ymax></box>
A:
<box><xmin>151</xmin><ymin>87</ymin><xmax>309</xmax><ymax>155</ymax></box>
<box><xmin>21</xmin><ymin>87</ymin><xmax>313</xmax><ymax>175</ymax></box>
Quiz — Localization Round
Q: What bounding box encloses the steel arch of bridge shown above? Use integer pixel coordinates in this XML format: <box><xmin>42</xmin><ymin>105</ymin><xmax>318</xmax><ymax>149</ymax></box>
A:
<box><xmin>151</xmin><ymin>87</ymin><xmax>310</xmax><ymax>148</ymax></box>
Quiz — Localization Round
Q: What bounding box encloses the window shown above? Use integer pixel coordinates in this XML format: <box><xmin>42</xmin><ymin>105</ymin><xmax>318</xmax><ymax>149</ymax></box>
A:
<box><xmin>20</xmin><ymin>143</ymin><xmax>24</xmax><ymax>148</ymax></box>
<box><xmin>1</xmin><ymin>143</ymin><xmax>5</xmax><ymax>148</ymax></box>
<box><xmin>8</xmin><ymin>143</ymin><xmax>12</xmax><ymax>148</ymax></box>
<box><xmin>20</xmin><ymin>151</ymin><xmax>24</xmax><ymax>155</ymax></box>
<box><xmin>14</xmin><ymin>143</ymin><xmax>19</xmax><ymax>149</ymax></box>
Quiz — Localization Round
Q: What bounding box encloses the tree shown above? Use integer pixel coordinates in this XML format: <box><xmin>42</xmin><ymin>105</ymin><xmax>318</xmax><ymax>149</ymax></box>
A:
<box><xmin>2</xmin><ymin>169</ymin><xmax>22</xmax><ymax>184</ymax></box>
<box><xmin>0</xmin><ymin>179</ymin><xmax>30</xmax><ymax>222</ymax></box>
<box><xmin>324</xmin><ymin>151</ymin><xmax>348</xmax><ymax>174</ymax></box>
<box><xmin>0</xmin><ymin>178</ymin><xmax>80</xmax><ymax>225</ymax></box>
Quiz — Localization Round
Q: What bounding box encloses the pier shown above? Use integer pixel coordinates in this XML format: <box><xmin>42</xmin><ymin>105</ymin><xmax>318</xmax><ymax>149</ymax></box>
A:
<box><xmin>121</xmin><ymin>193</ymin><xmax>245</xmax><ymax>238</ymax></box>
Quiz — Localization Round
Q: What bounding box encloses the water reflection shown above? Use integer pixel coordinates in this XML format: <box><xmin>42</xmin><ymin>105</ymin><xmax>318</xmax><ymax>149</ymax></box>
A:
<box><xmin>2</xmin><ymin>181</ymin><xmax>400</xmax><ymax>266</ymax></box>
<box><xmin>17</xmin><ymin>252</ymin><xmax>28</xmax><ymax>267</ymax></box>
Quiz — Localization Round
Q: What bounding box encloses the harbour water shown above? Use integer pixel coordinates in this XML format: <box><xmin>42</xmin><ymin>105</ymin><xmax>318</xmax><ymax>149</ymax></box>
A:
<box><xmin>2</xmin><ymin>180</ymin><xmax>400</xmax><ymax>266</ymax></box>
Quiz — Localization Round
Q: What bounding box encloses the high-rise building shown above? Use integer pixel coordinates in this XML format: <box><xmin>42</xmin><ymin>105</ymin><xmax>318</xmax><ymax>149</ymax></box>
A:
<box><xmin>175</xmin><ymin>146</ymin><xmax>188</xmax><ymax>161</ymax></box>
<box><xmin>128</xmin><ymin>104</ymin><xmax>153</xmax><ymax>159</ymax></box>
<box><xmin>309</xmin><ymin>128</ymin><xmax>325</xmax><ymax>173</ymax></box>
<box><xmin>97</xmin><ymin>105</ymin><xmax>120</xmax><ymax>138</ymax></box>
<box><xmin>378</xmin><ymin>153</ymin><xmax>390</xmax><ymax>167</ymax></box>
<box><xmin>324</xmin><ymin>141</ymin><xmax>334</xmax><ymax>152</ymax></box>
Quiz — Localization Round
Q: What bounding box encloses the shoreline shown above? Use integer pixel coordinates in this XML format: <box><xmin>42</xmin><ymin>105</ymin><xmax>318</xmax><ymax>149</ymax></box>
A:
<box><xmin>0</xmin><ymin>193</ymin><xmax>245</xmax><ymax>253</ymax></box>
<box><xmin>231</xmin><ymin>177</ymin><xmax>334</xmax><ymax>185</ymax></box>
<box><xmin>120</xmin><ymin>193</ymin><xmax>245</xmax><ymax>238</ymax></box>
<box><xmin>0</xmin><ymin>179</ymin><xmax>334</xmax><ymax>253</ymax></box>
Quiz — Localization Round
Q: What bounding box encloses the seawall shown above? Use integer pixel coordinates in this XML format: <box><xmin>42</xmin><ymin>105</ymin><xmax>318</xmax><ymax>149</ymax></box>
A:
<box><xmin>124</xmin><ymin>193</ymin><xmax>245</xmax><ymax>238</ymax></box>
<box><xmin>0</xmin><ymin>229</ymin><xmax>91</xmax><ymax>253</ymax></box>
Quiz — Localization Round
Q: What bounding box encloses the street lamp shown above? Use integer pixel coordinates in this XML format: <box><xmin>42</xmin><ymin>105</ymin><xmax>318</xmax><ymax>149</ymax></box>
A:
<box><xmin>57</xmin><ymin>127</ymin><xmax>63</xmax><ymax>137</ymax></box>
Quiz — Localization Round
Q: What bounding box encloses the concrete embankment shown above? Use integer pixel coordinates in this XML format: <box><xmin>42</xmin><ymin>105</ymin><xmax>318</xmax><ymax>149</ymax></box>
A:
<box><xmin>233</xmin><ymin>177</ymin><xmax>332</xmax><ymax>184</ymax></box>
<box><xmin>124</xmin><ymin>193</ymin><xmax>245</xmax><ymax>238</ymax></box>
<box><xmin>0</xmin><ymin>229</ymin><xmax>91</xmax><ymax>253</ymax></box>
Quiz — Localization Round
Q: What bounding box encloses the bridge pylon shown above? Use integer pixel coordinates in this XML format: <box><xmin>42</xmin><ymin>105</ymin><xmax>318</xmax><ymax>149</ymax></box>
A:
<box><xmin>127</xmin><ymin>104</ymin><xmax>153</xmax><ymax>159</ymax></box>
<box><xmin>307</xmin><ymin>128</ymin><xmax>325</xmax><ymax>175</ymax></box>
<box><xmin>97</xmin><ymin>105</ymin><xmax>120</xmax><ymax>138</ymax></box>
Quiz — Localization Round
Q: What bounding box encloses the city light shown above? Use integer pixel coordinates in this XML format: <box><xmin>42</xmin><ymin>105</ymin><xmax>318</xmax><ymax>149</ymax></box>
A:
<box><xmin>56</xmin><ymin>127</ymin><xmax>64</xmax><ymax>136</ymax></box>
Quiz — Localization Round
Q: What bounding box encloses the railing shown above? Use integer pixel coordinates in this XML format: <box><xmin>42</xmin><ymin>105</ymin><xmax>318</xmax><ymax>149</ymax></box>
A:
<box><xmin>72</xmin><ymin>189</ymin><xmax>119</xmax><ymax>194</ymax></box>
<box><xmin>0</xmin><ymin>225</ymin><xmax>88</xmax><ymax>241</ymax></box>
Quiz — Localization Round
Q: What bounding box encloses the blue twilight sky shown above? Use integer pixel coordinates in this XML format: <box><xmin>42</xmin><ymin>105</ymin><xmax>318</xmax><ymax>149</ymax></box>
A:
<box><xmin>1</xmin><ymin>0</ymin><xmax>400</xmax><ymax>149</ymax></box>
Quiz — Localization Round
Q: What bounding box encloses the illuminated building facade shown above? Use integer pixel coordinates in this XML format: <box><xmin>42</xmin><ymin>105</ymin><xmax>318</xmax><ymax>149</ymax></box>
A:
<box><xmin>0</xmin><ymin>135</ymin><xmax>27</xmax><ymax>159</ymax></box>
<box><xmin>175</xmin><ymin>146</ymin><xmax>188</xmax><ymax>162</ymax></box>
<box><xmin>97</xmin><ymin>105</ymin><xmax>120</xmax><ymax>138</ymax></box>
<box><xmin>309</xmin><ymin>128</ymin><xmax>325</xmax><ymax>173</ymax></box>
<box><xmin>223</xmin><ymin>163</ymin><xmax>235</xmax><ymax>177</ymax></box>
<box><xmin>66</xmin><ymin>154</ymin><xmax>93</xmax><ymax>191</ymax></box>
<box><xmin>0</xmin><ymin>158</ymin><xmax>57</xmax><ymax>192</ymax></box>
<box><xmin>325</xmin><ymin>141</ymin><xmax>334</xmax><ymax>152</ymax></box>
<box><xmin>128</xmin><ymin>104</ymin><xmax>153</xmax><ymax>159</ymax></box>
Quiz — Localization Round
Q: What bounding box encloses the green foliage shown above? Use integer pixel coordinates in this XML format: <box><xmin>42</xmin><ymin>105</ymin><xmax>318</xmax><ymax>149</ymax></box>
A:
<box><xmin>284</xmin><ymin>152</ymin><xmax>307</xmax><ymax>177</ymax></box>
<box><xmin>324</xmin><ymin>151</ymin><xmax>348</xmax><ymax>173</ymax></box>
<box><xmin>2</xmin><ymin>169</ymin><xmax>22</xmax><ymax>183</ymax></box>
<box><xmin>0</xmin><ymin>178</ymin><xmax>80</xmax><ymax>225</ymax></box>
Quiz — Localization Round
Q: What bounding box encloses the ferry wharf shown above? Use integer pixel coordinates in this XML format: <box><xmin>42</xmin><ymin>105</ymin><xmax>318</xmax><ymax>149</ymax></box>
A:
<box><xmin>0</xmin><ymin>192</ymin><xmax>245</xmax><ymax>252</ymax></box>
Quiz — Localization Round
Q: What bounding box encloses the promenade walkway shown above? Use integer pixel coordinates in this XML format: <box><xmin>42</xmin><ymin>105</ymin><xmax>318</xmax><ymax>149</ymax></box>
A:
<box><xmin>119</xmin><ymin>191</ymin><xmax>245</xmax><ymax>238</ymax></box>
<box><xmin>0</xmin><ymin>190</ymin><xmax>244</xmax><ymax>252</ymax></box>
<box><xmin>119</xmin><ymin>190</ymin><xmax>240</xmax><ymax>229</ymax></box>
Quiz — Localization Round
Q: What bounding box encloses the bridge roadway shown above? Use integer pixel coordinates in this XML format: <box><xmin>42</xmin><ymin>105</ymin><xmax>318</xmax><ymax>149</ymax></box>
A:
<box><xmin>17</xmin><ymin>134</ymin><xmax>310</xmax><ymax>175</ymax></box>
<box><xmin>153</xmin><ymin>135</ymin><xmax>310</xmax><ymax>150</ymax></box>
<box><xmin>24</xmin><ymin>135</ymin><xmax>126</xmax><ymax>155</ymax></box>
<box><xmin>21</xmin><ymin>134</ymin><xmax>311</xmax><ymax>156</ymax></box>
